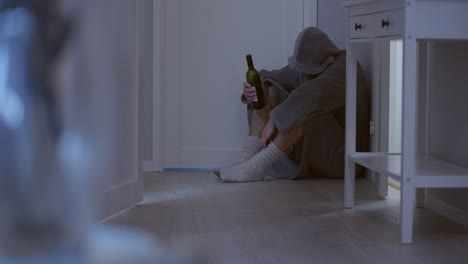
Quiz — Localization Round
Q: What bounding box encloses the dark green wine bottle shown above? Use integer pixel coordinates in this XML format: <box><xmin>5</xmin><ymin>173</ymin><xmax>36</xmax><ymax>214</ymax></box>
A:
<box><xmin>246</xmin><ymin>54</ymin><xmax>265</xmax><ymax>110</ymax></box>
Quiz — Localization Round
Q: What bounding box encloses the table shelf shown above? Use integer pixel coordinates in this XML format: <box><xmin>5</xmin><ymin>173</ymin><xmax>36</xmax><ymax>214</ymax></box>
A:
<box><xmin>348</xmin><ymin>153</ymin><xmax>468</xmax><ymax>188</ymax></box>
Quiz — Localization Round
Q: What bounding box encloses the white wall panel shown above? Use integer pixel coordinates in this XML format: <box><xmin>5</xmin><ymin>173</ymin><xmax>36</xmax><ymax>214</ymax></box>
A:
<box><xmin>165</xmin><ymin>0</ymin><xmax>306</xmax><ymax>168</ymax></box>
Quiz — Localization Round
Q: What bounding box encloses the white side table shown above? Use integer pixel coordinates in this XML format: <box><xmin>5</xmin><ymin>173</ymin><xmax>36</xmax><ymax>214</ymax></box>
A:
<box><xmin>343</xmin><ymin>0</ymin><xmax>468</xmax><ymax>244</ymax></box>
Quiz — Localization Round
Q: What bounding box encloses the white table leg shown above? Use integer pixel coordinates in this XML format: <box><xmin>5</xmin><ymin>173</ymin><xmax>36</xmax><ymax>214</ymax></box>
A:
<box><xmin>345</xmin><ymin>43</ymin><xmax>358</xmax><ymax>209</ymax></box>
<box><xmin>377</xmin><ymin>174</ymin><xmax>389</xmax><ymax>198</ymax></box>
<box><xmin>401</xmin><ymin>184</ymin><xmax>416</xmax><ymax>244</ymax></box>
<box><xmin>345</xmin><ymin>160</ymin><xmax>356</xmax><ymax>209</ymax></box>
<box><xmin>400</xmin><ymin>30</ymin><xmax>418</xmax><ymax>244</ymax></box>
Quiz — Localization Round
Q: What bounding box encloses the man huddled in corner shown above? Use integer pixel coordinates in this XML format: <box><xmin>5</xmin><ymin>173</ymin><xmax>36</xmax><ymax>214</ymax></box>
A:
<box><xmin>213</xmin><ymin>27</ymin><xmax>370</xmax><ymax>183</ymax></box>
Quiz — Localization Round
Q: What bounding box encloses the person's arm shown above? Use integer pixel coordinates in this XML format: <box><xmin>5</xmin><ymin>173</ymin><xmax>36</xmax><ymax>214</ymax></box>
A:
<box><xmin>241</xmin><ymin>66</ymin><xmax>301</xmax><ymax>104</ymax></box>
<box><xmin>269</xmin><ymin>56</ymin><xmax>347</xmax><ymax>133</ymax></box>
<box><xmin>260</xmin><ymin>66</ymin><xmax>302</xmax><ymax>92</ymax></box>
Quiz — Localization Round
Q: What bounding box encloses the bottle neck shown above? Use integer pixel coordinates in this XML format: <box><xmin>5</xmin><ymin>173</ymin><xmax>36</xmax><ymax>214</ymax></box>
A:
<box><xmin>246</xmin><ymin>55</ymin><xmax>254</xmax><ymax>70</ymax></box>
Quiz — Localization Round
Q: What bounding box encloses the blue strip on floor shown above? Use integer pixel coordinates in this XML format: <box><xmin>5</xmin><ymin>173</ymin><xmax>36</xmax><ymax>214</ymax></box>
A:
<box><xmin>164</xmin><ymin>168</ymin><xmax>213</xmax><ymax>171</ymax></box>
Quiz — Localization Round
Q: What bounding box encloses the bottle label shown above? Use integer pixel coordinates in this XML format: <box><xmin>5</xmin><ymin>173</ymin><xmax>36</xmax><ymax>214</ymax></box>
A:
<box><xmin>251</xmin><ymin>87</ymin><xmax>258</xmax><ymax>102</ymax></box>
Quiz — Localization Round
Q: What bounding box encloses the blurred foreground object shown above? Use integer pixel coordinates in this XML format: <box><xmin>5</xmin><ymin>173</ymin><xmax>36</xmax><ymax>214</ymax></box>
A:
<box><xmin>0</xmin><ymin>1</ymin><xmax>188</xmax><ymax>263</ymax></box>
<box><xmin>0</xmin><ymin>0</ymin><xmax>79</xmax><ymax>258</ymax></box>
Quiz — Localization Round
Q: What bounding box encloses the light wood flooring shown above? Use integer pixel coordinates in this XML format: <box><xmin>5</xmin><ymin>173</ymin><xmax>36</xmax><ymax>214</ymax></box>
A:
<box><xmin>108</xmin><ymin>171</ymin><xmax>468</xmax><ymax>264</ymax></box>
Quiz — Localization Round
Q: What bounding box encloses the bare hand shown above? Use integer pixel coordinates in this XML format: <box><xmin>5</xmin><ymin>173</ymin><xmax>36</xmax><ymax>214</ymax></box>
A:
<box><xmin>243</xmin><ymin>82</ymin><xmax>256</xmax><ymax>101</ymax></box>
<box><xmin>261</xmin><ymin>119</ymin><xmax>278</xmax><ymax>148</ymax></box>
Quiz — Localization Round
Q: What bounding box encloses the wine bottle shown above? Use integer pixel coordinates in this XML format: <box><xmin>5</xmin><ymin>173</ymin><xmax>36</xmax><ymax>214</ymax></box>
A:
<box><xmin>246</xmin><ymin>54</ymin><xmax>265</xmax><ymax>110</ymax></box>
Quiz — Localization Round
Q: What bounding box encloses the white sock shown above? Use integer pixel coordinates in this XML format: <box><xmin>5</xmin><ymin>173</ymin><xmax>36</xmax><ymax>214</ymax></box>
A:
<box><xmin>241</xmin><ymin>136</ymin><xmax>262</xmax><ymax>160</ymax></box>
<box><xmin>220</xmin><ymin>142</ymin><xmax>284</xmax><ymax>183</ymax></box>
<box><xmin>213</xmin><ymin>136</ymin><xmax>262</xmax><ymax>177</ymax></box>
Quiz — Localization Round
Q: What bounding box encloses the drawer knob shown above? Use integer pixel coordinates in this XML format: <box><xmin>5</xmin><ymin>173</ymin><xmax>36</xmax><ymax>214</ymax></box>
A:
<box><xmin>354</xmin><ymin>23</ymin><xmax>362</xmax><ymax>31</ymax></box>
<box><xmin>381</xmin><ymin>20</ymin><xmax>390</xmax><ymax>28</ymax></box>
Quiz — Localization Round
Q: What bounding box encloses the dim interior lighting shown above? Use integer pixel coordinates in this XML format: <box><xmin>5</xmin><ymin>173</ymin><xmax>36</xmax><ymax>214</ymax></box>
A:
<box><xmin>0</xmin><ymin>47</ymin><xmax>24</xmax><ymax>130</ymax></box>
<box><xmin>59</xmin><ymin>130</ymin><xmax>93</xmax><ymax>177</ymax></box>
<box><xmin>1</xmin><ymin>7</ymin><xmax>30</xmax><ymax>39</ymax></box>
<box><xmin>0</xmin><ymin>7</ymin><xmax>31</xmax><ymax>130</ymax></box>
<box><xmin>0</xmin><ymin>90</ymin><xmax>24</xmax><ymax>129</ymax></box>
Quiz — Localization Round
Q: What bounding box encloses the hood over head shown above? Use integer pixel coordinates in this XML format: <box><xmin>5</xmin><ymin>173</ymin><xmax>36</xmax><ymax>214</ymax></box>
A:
<box><xmin>288</xmin><ymin>27</ymin><xmax>343</xmax><ymax>75</ymax></box>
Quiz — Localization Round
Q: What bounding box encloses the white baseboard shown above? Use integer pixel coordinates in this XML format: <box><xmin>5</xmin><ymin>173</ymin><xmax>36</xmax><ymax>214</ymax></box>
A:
<box><xmin>143</xmin><ymin>160</ymin><xmax>154</xmax><ymax>172</ymax></box>
<box><xmin>426</xmin><ymin>194</ymin><xmax>468</xmax><ymax>229</ymax></box>
<box><xmin>179</xmin><ymin>146</ymin><xmax>242</xmax><ymax>168</ymax></box>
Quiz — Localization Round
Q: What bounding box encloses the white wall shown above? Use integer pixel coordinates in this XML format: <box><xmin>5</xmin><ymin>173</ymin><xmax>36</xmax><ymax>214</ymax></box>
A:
<box><xmin>140</xmin><ymin>0</ymin><xmax>154</xmax><ymax>163</ymax></box>
<box><xmin>59</xmin><ymin>0</ymin><xmax>142</xmax><ymax>220</ymax></box>
<box><xmin>317</xmin><ymin>0</ymin><xmax>372</xmax><ymax>79</ymax></box>
<box><xmin>149</xmin><ymin>0</ymin><xmax>370</xmax><ymax>170</ymax></box>
<box><xmin>159</xmin><ymin>0</ymin><xmax>308</xmax><ymax>169</ymax></box>
<box><xmin>388</xmin><ymin>41</ymin><xmax>403</xmax><ymax>153</ymax></box>
<box><xmin>317</xmin><ymin>0</ymin><xmax>347</xmax><ymax>49</ymax></box>
<box><xmin>427</xmin><ymin>43</ymin><xmax>468</xmax><ymax>212</ymax></box>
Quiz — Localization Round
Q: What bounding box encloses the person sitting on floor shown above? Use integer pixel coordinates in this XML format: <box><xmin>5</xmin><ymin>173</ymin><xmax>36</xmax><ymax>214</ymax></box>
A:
<box><xmin>214</xmin><ymin>27</ymin><xmax>369</xmax><ymax>183</ymax></box>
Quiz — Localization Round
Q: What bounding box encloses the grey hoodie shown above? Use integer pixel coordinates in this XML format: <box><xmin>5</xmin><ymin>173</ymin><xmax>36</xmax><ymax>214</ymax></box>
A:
<box><xmin>244</xmin><ymin>27</ymin><xmax>369</xmax><ymax>179</ymax></box>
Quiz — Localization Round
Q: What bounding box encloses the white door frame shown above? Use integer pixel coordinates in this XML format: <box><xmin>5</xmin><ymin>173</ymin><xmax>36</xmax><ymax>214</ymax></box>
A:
<box><xmin>151</xmin><ymin>0</ymin><xmax>317</xmax><ymax>171</ymax></box>
<box><xmin>152</xmin><ymin>0</ymin><xmax>165</xmax><ymax>171</ymax></box>
<box><xmin>98</xmin><ymin>0</ymin><xmax>144</xmax><ymax>219</ymax></box>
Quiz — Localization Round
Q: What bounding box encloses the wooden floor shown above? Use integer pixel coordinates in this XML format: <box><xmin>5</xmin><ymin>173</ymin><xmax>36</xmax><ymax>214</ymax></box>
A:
<box><xmin>108</xmin><ymin>171</ymin><xmax>468</xmax><ymax>264</ymax></box>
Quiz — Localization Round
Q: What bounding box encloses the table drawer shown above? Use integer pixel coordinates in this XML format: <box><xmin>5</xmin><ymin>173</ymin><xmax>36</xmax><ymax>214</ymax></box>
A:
<box><xmin>349</xmin><ymin>14</ymin><xmax>375</xmax><ymax>39</ymax></box>
<box><xmin>373</xmin><ymin>9</ymin><xmax>404</xmax><ymax>38</ymax></box>
<box><xmin>349</xmin><ymin>9</ymin><xmax>404</xmax><ymax>39</ymax></box>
